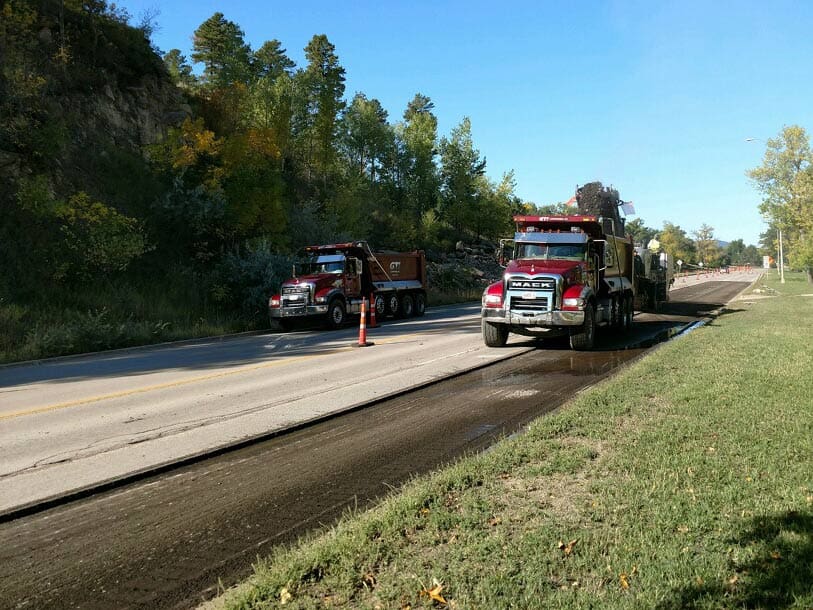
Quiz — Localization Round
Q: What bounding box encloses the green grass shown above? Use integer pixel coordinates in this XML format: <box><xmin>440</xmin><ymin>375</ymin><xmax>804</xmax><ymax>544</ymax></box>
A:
<box><xmin>0</xmin><ymin>277</ymin><xmax>253</xmax><ymax>364</ymax></box>
<box><xmin>207</xmin><ymin>271</ymin><xmax>813</xmax><ymax>609</ymax></box>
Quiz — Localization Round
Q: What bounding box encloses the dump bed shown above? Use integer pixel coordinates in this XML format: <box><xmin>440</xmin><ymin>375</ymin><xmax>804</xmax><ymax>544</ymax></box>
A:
<box><xmin>369</xmin><ymin>252</ymin><xmax>427</xmax><ymax>287</ymax></box>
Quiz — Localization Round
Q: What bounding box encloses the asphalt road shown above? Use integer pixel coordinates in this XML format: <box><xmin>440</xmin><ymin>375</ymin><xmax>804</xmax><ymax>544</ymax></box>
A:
<box><xmin>0</xmin><ymin>276</ymin><xmax>757</xmax><ymax>609</ymax></box>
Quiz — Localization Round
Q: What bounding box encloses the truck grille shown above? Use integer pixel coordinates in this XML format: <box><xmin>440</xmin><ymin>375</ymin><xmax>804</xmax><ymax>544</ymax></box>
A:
<box><xmin>510</xmin><ymin>296</ymin><xmax>550</xmax><ymax>311</ymax></box>
<box><xmin>281</xmin><ymin>286</ymin><xmax>310</xmax><ymax>309</ymax></box>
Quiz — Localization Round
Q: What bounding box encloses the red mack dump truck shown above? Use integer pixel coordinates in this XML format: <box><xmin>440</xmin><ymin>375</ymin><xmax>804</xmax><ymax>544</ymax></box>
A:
<box><xmin>481</xmin><ymin>213</ymin><xmax>635</xmax><ymax>350</ymax></box>
<box><xmin>269</xmin><ymin>241</ymin><xmax>427</xmax><ymax>330</ymax></box>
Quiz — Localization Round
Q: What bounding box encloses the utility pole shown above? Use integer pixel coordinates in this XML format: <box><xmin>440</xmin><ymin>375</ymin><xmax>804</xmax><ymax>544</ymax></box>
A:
<box><xmin>779</xmin><ymin>228</ymin><xmax>785</xmax><ymax>283</ymax></box>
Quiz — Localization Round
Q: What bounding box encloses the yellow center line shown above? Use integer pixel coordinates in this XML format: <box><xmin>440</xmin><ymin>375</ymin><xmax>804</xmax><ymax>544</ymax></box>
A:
<box><xmin>1</xmin><ymin>333</ymin><xmax>425</xmax><ymax>422</ymax></box>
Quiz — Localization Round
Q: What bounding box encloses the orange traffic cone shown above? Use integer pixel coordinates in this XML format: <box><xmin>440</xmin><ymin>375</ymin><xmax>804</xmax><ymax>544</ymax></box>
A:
<box><xmin>356</xmin><ymin>298</ymin><xmax>373</xmax><ymax>347</ymax></box>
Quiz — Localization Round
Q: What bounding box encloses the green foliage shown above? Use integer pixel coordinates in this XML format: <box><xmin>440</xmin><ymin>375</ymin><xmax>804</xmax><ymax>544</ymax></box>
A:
<box><xmin>56</xmin><ymin>192</ymin><xmax>149</xmax><ymax>281</ymax></box>
<box><xmin>748</xmin><ymin>125</ymin><xmax>813</xmax><ymax>279</ymax></box>
<box><xmin>624</xmin><ymin>217</ymin><xmax>658</xmax><ymax>247</ymax></box>
<box><xmin>439</xmin><ymin>117</ymin><xmax>487</xmax><ymax>237</ymax></box>
<box><xmin>724</xmin><ymin>239</ymin><xmax>762</xmax><ymax>267</ymax></box>
<box><xmin>217</xmin><ymin>240</ymin><xmax>296</xmax><ymax>320</ymax></box>
<box><xmin>192</xmin><ymin>12</ymin><xmax>252</xmax><ymax>89</ymax></box>
<box><xmin>252</xmin><ymin>39</ymin><xmax>295</xmax><ymax>80</ymax></box>
<box><xmin>692</xmin><ymin>223</ymin><xmax>721</xmax><ymax>266</ymax></box>
<box><xmin>163</xmin><ymin>48</ymin><xmax>196</xmax><ymax>88</ymax></box>
<box><xmin>658</xmin><ymin>221</ymin><xmax>697</xmax><ymax>264</ymax></box>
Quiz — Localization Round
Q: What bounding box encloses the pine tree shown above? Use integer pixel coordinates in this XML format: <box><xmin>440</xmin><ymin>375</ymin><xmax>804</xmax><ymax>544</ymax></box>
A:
<box><xmin>191</xmin><ymin>12</ymin><xmax>252</xmax><ymax>89</ymax></box>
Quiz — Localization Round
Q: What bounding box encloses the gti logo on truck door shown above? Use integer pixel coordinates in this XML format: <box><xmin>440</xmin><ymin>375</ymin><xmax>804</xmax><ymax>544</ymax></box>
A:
<box><xmin>390</xmin><ymin>262</ymin><xmax>401</xmax><ymax>276</ymax></box>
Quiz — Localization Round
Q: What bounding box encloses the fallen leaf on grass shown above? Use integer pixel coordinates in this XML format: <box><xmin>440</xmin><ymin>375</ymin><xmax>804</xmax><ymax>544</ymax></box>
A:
<box><xmin>557</xmin><ymin>539</ymin><xmax>578</xmax><ymax>556</ymax></box>
<box><xmin>770</xmin><ymin>551</ymin><xmax>782</xmax><ymax>560</ymax></box>
<box><xmin>279</xmin><ymin>587</ymin><xmax>292</xmax><ymax>605</ymax></box>
<box><xmin>619</xmin><ymin>566</ymin><xmax>637</xmax><ymax>590</ymax></box>
<box><xmin>419</xmin><ymin>579</ymin><xmax>447</xmax><ymax>605</ymax></box>
<box><xmin>489</xmin><ymin>516</ymin><xmax>502</xmax><ymax>526</ymax></box>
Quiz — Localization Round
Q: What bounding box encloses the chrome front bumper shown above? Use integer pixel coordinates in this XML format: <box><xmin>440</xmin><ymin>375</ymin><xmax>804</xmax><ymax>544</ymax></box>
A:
<box><xmin>481</xmin><ymin>308</ymin><xmax>585</xmax><ymax>326</ymax></box>
<box><xmin>269</xmin><ymin>304</ymin><xmax>329</xmax><ymax>318</ymax></box>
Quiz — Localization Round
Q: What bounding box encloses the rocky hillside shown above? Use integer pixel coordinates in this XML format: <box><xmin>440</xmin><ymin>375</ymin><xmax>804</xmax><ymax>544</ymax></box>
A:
<box><xmin>426</xmin><ymin>239</ymin><xmax>504</xmax><ymax>295</ymax></box>
<box><xmin>0</xmin><ymin>0</ymin><xmax>188</xmax><ymax>201</ymax></box>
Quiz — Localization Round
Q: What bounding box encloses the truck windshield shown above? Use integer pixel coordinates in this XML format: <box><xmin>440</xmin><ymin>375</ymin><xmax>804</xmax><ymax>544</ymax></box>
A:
<box><xmin>296</xmin><ymin>255</ymin><xmax>345</xmax><ymax>275</ymax></box>
<box><xmin>516</xmin><ymin>243</ymin><xmax>586</xmax><ymax>261</ymax></box>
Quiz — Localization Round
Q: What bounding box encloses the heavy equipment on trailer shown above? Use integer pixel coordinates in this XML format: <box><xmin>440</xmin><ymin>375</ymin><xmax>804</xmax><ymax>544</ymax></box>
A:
<box><xmin>269</xmin><ymin>241</ymin><xmax>427</xmax><ymax>330</ymax></box>
<box><xmin>481</xmin><ymin>182</ymin><xmax>659</xmax><ymax>350</ymax></box>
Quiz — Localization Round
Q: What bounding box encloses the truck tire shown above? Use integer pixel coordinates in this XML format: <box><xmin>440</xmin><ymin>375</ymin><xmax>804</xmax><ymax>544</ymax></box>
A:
<box><xmin>569</xmin><ymin>305</ymin><xmax>596</xmax><ymax>350</ymax></box>
<box><xmin>415</xmin><ymin>292</ymin><xmax>427</xmax><ymax>317</ymax></box>
<box><xmin>326</xmin><ymin>299</ymin><xmax>346</xmax><ymax>329</ymax></box>
<box><xmin>387</xmin><ymin>293</ymin><xmax>399</xmax><ymax>317</ymax></box>
<box><xmin>374</xmin><ymin>294</ymin><xmax>387</xmax><ymax>319</ymax></box>
<box><xmin>610</xmin><ymin>295</ymin><xmax>621</xmax><ymax>329</ymax></box>
<box><xmin>621</xmin><ymin>295</ymin><xmax>633</xmax><ymax>331</ymax></box>
<box><xmin>400</xmin><ymin>293</ymin><xmax>414</xmax><ymax>318</ymax></box>
<box><xmin>482</xmin><ymin>319</ymin><xmax>509</xmax><ymax>347</ymax></box>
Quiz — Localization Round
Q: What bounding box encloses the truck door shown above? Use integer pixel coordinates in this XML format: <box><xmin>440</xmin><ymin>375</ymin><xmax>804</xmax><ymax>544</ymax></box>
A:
<box><xmin>344</xmin><ymin>258</ymin><xmax>362</xmax><ymax>297</ymax></box>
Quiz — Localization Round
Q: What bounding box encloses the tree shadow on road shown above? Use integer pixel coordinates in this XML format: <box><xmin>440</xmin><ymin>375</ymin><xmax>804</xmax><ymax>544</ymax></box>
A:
<box><xmin>658</xmin><ymin>510</ymin><xmax>813</xmax><ymax>609</ymax></box>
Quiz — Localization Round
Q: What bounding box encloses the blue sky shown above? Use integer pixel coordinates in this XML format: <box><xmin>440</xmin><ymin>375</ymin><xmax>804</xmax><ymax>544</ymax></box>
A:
<box><xmin>119</xmin><ymin>0</ymin><xmax>812</xmax><ymax>245</ymax></box>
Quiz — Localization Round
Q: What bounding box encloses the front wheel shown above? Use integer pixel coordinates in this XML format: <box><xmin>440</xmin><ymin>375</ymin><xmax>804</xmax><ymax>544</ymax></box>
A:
<box><xmin>482</xmin><ymin>319</ymin><xmax>509</xmax><ymax>347</ymax></box>
<box><xmin>569</xmin><ymin>304</ymin><xmax>596</xmax><ymax>350</ymax></box>
<box><xmin>326</xmin><ymin>299</ymin><xmax>346</xmax><ymax>329</ymax></box>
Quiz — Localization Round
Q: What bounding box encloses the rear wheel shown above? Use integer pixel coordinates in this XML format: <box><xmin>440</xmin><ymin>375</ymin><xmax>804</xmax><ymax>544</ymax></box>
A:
<box><xmin>400</xmin><ymin>293</ymin><xmax>415</xmax><ymax>317</ymax></box>
<box><xmin>610</xmin><ymin>295</ymin><xmax>621</xmax><ymax>328</ymax></box>
<box><xmin>569</xmin><ymin>304</ymin><xmax>596</xmax><ymax>350</ymax></box>
<box><xmin>482</xmin><ymin>319</ymin><xmax>509</xmax><ymax>347</ymax></box>
<box><xmin>374</xmin><ymin>294</ymin><xmax>386</xmax><ymax>318</ymax></box>
<box><xmin>326</xmin><ymin>299</ymin><xmax>346</xmax><ymax>329</ymax></box>
<box><xmin>414</xmin><ymin>292</ymin><xmax>427</xmax><ymax>317</ymax></box>
<box><xmin>387</xmin><ymin>293</ymin><xmax>399</xmax><ymax>317</ymax></box>
<box><xmin>621</xmin><ymin>295</ymin><xmax>633</xmax><ymax>331</ymax></box>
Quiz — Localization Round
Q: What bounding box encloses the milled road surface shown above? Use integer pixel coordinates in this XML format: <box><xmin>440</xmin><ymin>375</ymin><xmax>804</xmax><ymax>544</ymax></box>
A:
<box><xmin>0</xmin><ymin>278</ymin><xmax>755</xmax><ymax>610</ymax></box>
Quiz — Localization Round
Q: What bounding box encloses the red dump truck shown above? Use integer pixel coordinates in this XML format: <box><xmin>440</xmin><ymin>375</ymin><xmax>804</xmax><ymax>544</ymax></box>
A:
<box><xmin>481</xmin><ymin>213</ymin><xmax>635</xmax><ymax>350</ymax></box>
<box><xmin>269</xmin><ymin>241</ymin><xmax>427</xmax><ymax>330</ymax></box>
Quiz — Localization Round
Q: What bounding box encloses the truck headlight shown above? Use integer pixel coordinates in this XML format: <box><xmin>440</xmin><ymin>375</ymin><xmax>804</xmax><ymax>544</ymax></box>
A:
<box><xmin>483</xmin><ymin>293</ymin><xmax>503</xmax><ymax>307</ymax></box>
<box><xmin>563</xmin><ymin>297</ymin><xmax>584</xmax><ymax>308</ymax></box>
<box><xmin>269</xmin><ymin>296</ymin><xmax>281</xmax><ymax>308</ymax></box>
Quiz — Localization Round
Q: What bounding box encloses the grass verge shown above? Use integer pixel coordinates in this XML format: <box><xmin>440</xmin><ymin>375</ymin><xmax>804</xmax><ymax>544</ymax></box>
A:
<box><xmin>208</xmin><ymin>271</ymin><xmax>813</xmax><ymax>608</ymax></box>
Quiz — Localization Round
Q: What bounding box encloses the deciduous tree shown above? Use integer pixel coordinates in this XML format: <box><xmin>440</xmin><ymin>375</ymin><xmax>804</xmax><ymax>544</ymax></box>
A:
<box><xmin>658</xmin><ymin>222</ymin><xmax>696</xmax><ymax>265</ymax></box>
<box><xmin>748</xmin><ymin>125</ymin><xmax>813</xmax><ymax>281</ymax></box>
